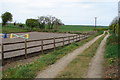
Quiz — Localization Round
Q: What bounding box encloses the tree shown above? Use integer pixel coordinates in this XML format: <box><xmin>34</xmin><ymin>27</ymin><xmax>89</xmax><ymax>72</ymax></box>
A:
<box><xmin>45</xmin><ymin>15</ymin><xmax>57</xmax><ymax>29</ymax></box>
<box><xmin>109</xmin><ymin>16</ymin><xmax>120</xmax><ymax>36</ymax></box>
<box><xmin>38</xmin><ymin>15</ymin><xmax>64</xmax><ymax>31</ymax></box>
<box><xmin>26</xmin><ymin>19</ymin><xmax>39</xmax><ymax>29</ymax></box>
<box><xmin>38</xmin><ymin>16</ymin><xmax>46</xmax><ymax>30</ymax></box>
<box><xmin>1</xmin><ymin>12</ymin><xmax>13</xmax><ymax>26</ymax></box>
<box><xmin>53</xmin><ymin>19</ymin><xmax>63</xmax><ymax>31</ymax></box>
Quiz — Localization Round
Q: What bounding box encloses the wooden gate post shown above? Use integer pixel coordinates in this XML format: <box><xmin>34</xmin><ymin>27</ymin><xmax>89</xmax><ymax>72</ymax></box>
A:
<box><xmin>25</xmin><ymin>39</ymin><xmax>27</xmax><ymax>59</ymax></box>
<box><xmin>41</xmin><ymin>39</ymin><xmax>43</xmax><ymax>54</ymax></box>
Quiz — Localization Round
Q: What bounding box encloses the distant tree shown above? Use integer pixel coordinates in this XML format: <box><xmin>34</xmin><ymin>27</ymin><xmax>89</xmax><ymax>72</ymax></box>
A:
<box><xmin>38</xmin><ymin>16</ymin><xmax>46</xmax><ymax>30</ymax></box>
<box><xmin>26</xmin><ymin>19</ymin><xmax>39</xmax><ymax>29</ymax></box>
<box><xmin>45</xmin><ymin>15</ymin><xmax>57</xmax><ymax>29</ymax></box>
<box><xmin>14</xmin><ymin>21</ymin><xmax>16</xmax><ymax>26</ymax></box>
<box><xmin>1</xmin><ymin>12</ymin><xmax>13</xmax><ymax>26</ymax></box>
<box><xmin>38</xmin><ymin>15</ymin><xmax>64</xmax><ymax>31</ymax></box>
<box><xmin>109</xmin><ymin>16</ymin><xmax>120</xmax><ymax>36</ymax></box>
<box><xmin>54</xmin><ymin>19</ymin><xmax>63</xmax><ymax>31</ymax></box>
<box><xmin>18</xmin><ymin>23</ymin><xmax>24</xmax><ymax>28</ymax></box>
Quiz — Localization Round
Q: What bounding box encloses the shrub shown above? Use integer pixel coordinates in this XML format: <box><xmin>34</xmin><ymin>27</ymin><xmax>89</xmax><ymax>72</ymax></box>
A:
<box><xmin>26</xmin><ymin>19</ymin><xmax>39</xmax><ymax>29</ymax></box>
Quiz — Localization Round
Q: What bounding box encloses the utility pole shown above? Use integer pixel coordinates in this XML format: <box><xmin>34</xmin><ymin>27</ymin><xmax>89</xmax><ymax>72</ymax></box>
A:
<box><xmin>95</xmin><ymin>17</ymin><xmax>97</xmax><ymax>28</ymax></box>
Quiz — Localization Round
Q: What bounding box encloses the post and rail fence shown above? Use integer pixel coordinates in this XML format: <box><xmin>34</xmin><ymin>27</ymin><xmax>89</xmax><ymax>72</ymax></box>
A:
<box><xmin>0</xmin><ymin>32</ymin><xmax>95</xmax><ymax>64</ymax></box>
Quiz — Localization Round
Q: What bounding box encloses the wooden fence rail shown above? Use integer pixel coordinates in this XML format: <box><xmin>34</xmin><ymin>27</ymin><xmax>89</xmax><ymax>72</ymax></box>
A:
<box><xmin>0</xmin><ymin>33</ymin><xmax>91</xmax><ymax>64</ymax></box>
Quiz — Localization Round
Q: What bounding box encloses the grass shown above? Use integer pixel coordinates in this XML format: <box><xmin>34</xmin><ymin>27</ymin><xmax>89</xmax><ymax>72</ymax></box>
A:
<box><xmin>105</xmin><ymin>31</ymin><xmax>119</xmax><ymax>64</ymax></box>
<box><xmin>1</xmin><ymin>24</ymin><xmax>108</xmax><ymax>33</ymax></box>
<box><xmin>3</xmin><ymin>31</ymin><xmax>103</xmax><ymax>78</ymax></box>
<box><xmin>104</xmin><ymin>31</ymin><xmax>120</xmax><ymax>78</ymax></box>
<box><xmin>59</xmin><ymin>25</ymin><xmax>108</xmax><ymax>32</ymax></box>
<box><xmin>1</xmin><ymin>25</ymin><xmax>31</xmax><ymax>33</ymax></box>
<box><xmin>56</xmin><ymin>34</ymin><xmax>106</xmax><ymax>78</ymax></box>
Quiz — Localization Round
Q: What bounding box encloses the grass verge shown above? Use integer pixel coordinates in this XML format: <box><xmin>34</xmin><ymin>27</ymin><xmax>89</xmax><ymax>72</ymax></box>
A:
<box><xmin>3</xmin><ymin>31</ymin><xmax>103</xmax><ymax>78</ymax></box>
<box><xmin>56</xmin><ymin>33</ymin><xmax>106</xmax><ymax>78</ymax></box>
<box><xmin>104</xmin><ymin>31</ymin><xmax>120</xmax><ymax>78</ymax></box>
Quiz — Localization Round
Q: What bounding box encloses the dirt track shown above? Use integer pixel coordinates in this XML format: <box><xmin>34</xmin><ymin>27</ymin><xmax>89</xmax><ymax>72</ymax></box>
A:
<box><xmin>86</xmin><ymin>31</ymin><xmax>109</xmax><ymax>78</ymax></box>
<box><xmin>35</xmin><ymin>32</ymin><xmax>104</xmax><ymax>78</ymax></box>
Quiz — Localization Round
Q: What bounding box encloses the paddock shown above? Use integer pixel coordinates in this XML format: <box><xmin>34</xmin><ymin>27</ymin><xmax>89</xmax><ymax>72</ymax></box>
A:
<box><xmin>1</xmin><ymin>32</ymin><xmax>81</xmax><ymax>59</ymax></box>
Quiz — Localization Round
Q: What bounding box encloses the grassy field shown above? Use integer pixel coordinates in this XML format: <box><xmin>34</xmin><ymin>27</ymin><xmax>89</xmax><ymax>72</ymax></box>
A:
<box><xmin>59</xmin><ymin>25</ymin><xmax>108</xmax><ymax>32</ymax></box>
<box><xmin>1</xmin><ymin>24</ymin><xmax>31</xmax><ymax>33</ymax></box>
<box><xmin>56</xmin><ymin>34</ymin><xmax>106</xmax><ymax>78</ymax></box>
<box><xmin>3</xmin><ymin>31</ymin><xmax>103</xmax><ymax>78</ymax></box>
<box><xmin>1</xmin><ymin>24</ymin><xmax>108</xmax><ymax>33</ymax></box>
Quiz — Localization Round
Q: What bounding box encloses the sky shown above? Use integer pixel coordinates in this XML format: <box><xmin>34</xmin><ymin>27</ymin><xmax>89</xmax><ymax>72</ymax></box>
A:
<box><xmin>0</xmin><ymin>0</ymin><xmax>119</xmax><ymax>26</ymax></box>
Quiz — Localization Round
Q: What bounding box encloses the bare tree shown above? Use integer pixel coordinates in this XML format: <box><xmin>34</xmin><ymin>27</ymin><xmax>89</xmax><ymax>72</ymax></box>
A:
<box><xmin>38</xmin><ymin>15</ymin><xmax>64</xmax><ymax>31</ymax></box>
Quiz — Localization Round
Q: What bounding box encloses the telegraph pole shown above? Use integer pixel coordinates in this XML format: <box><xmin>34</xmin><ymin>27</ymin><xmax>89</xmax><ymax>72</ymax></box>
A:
<box><xmin>95</xmin><ymin>17</ymin><xmax>97</xmax><ymax>28</ymax></box>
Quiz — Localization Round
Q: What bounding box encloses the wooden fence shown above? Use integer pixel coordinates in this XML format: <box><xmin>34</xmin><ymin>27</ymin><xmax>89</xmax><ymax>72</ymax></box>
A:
<box><xmin>0</xmin><ymin>33</ymin><xmax>90</xmax><ymax>63</ymax></box>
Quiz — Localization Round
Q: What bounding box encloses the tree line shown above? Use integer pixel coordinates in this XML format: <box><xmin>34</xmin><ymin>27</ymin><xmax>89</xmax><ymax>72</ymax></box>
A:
<box><xmin>109</xmin><ymin>16</ymin><xmax>120</xmax><ymax>36</ymax></box>
<box><xmin>1</xmin><ymin>12</ymin><xmax>64</xmax><ymax>31</ymax></box>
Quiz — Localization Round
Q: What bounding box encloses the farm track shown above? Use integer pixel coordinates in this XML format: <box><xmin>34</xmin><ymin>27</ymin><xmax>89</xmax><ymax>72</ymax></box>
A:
<box><xmin>86</xmin><ymin>31</ymin><xmax>109</xmax><ymax>78</ymax></box>
<box><xmin>35</xmin><ymin>32</ymin><xmax>105</xmax><ymax>78</ymax></box>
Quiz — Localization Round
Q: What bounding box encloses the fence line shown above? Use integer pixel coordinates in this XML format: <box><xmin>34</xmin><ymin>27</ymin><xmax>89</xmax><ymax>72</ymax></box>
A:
<box><xmin>1</xmin><ymin>33</ymin><xmax>92</xmax><ymax>63</ymax></box>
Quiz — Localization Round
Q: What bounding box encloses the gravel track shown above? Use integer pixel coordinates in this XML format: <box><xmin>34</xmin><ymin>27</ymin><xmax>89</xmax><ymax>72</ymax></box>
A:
<box><xmin>35</xmin><ymin>32</ymin><xmax>105</xmax><ymax>78</ymax></box>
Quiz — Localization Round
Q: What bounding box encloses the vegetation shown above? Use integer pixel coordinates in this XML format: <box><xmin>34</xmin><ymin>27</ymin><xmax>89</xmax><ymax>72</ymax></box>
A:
<box><xmin>56</xmin><ymin>34</ymin><xmax>106</xmax><ymax>78</ymax></box>
<box><xmin>109</xmin><ymin>16</ymin><xmax>120</xmax><ymax>36</ymax></box>
<box><xmin>26</xmin><ymin>19</ymin><xmax>39</xmax><ymax>29</ymax></box>
<box><xmin>1</xmin><ymin>12</ymin><xmax>13</xmax><ymax>26</ymax></box>
<box><xmin>2</xmin><ymin>24</ymin><xmax>31</xmax><ymax>33</ymax></box>
<box><xmin>37</xmin><ymin>15</ymin><xmax>63</xmax><ymax>31</ymax></box>
<box><xmin>59</xmin><ymin>25</ymin><xmax>108</xmax><ymax>32</ymax></box>
<box><xmin>1</xmin><ymin>24</ymin><xmax>107</xmax><ymax>33</ymax></box>
<box><xmin>104</xmin><ymin>31</ymin><xmax>119</xmax><ymax>78</ymax></box>
<box><xmin>105</xmin><ymin>31</ymin><xmax>119</xmax><ymax>63</ymax></box>
<box><xmin>3</xmin><ymin>31</ymin><xmax>103</xmax><ymax>78</ymax></box>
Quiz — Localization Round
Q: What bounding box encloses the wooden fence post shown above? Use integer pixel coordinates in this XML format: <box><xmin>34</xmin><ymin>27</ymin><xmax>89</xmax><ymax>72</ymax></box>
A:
<box><xmin>76</xmin><ymin>35</ymin><xmax>77</xmax><ymax>41</ymax></box>
<box><xmin>1</xmin><ymin>44</ymin><xmax>4</xmax><ymax>65</ymax></box>
<box><xmin>63</xmin><ymin>37</ymin><xmax>64</xmax><ymax>46</ymax></box>
<box><xmin>54</xmin><ymin>37</ymin><xmax>56</xmax><ymax>50</ymax></box>
<box><xmin>68</xmin><ymin>36</ymin><xmax>70</xmax><ymax>44</ymax></box>
<box><xmin>84</xmin><ymin>34</ymin><xmax>86</xmax><ymax>39</ymax></box>
<box><xmin>73</xmin><ymin>36</ymin><xmax>74</xmax><ymax>42</ymax></box>
<box><xmin>82</xmin><ymin>34</ymin><xmax>83</xmax><ymax>40</ymax></box>
<box><xmin>79</xmin><ymin>35</ymin><xmax>80</xmax><ymax>41</ymax></box>
<box><xmin>84</xmin><ymin>33</ymin><xmax>86</xmax><ymax>39</ymax></box>
<box><xmin>41</xmin><ymin>39</ymin><xmax>43</xmax><ymax>54</ymax></box>
<box><xmin>25</xmin><ymin>39</ymin><xmax>27</xmax><ymax>59</ymax></box>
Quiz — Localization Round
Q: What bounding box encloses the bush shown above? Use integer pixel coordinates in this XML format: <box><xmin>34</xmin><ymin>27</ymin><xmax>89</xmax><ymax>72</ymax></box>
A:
<box><xmin>18</xmin><ymin>23</ymin><xmax>24</xmax><ymax>28</ymax></box>
<box><xmin>26</xmin><ymin>19</ymin><xmax>39</xmax><ymax>29</ymax></box>
<box><xmin>105</xmin><ymin>31</ymin><xmax>119</xmax><ymax>58</ymax></box>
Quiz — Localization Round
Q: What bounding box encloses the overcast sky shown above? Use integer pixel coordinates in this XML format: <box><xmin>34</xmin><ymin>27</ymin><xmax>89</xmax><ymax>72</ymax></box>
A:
<box><xmin>0</xmin><ymin>0</ymin><xmax>119</xmax><ymax>26</ymax></box>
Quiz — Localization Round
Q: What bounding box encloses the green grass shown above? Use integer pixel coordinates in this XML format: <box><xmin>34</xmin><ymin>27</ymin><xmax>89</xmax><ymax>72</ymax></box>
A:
<box><xmin>1</xmin><ymin>24</ymin><xmax>108</xmax><ymax>33</ymax></box>
<box><xmin>3</xmin><ymin>31</ymin><xmax>103</xmax><ymax>78</ymax></box>
<box><xmin>59</xmin><ymin>25</ymin><xmax>108</xmax><ymax>32</ymax></box>
<box><xmin>1</xmin><ymin>25</ymin><xmax>31</xmax><ymax>33</ymax></box>
<box><xmin>56</xmin><ymin>34</ymin><xmax>106</xmax><ymax>78</ymax></box>
<box><xmin>105</xmin><ymin>31</ymin><xmax>119</xmax><ymax>64</ymax></box>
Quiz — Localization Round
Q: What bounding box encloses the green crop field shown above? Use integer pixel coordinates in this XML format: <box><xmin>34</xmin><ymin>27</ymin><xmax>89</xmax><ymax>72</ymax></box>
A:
<box><xmin>59</xmin><ymin>25</ymin><xmax>108</xmax><ymax>32</ymax></box>
<box><xmin>0</xmin><ymin>24</ymin><xmax>108</xmax><ymax>33</ymax></box>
